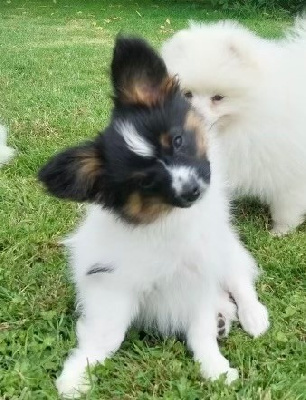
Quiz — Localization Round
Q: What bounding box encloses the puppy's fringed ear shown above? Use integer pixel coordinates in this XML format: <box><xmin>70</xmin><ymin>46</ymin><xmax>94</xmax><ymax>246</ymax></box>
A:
<box><xmin>38</xmin><ymin>142</ymin><xmax>105</xmax><ymax>203</ymax></box>
<box><xmin>111</xmin><ymin>36</ymin><xmax>178</xmax><ymax>107</ymax></box>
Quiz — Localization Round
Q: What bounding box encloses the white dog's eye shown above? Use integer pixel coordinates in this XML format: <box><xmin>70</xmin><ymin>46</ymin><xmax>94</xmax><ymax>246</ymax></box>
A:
<box><xmin>184</xmin><ymin>91</ymin><xmax>193</xmax><ymax>99</ymax></box>
<box><xmin>211</xmin><ymin>95</ymin><xmax>224</xmax><ymax>102</ymax></box>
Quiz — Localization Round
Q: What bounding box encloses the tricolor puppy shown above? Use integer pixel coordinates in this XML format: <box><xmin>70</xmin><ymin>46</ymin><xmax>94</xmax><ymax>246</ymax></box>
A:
<box><xmin>39</xmin><ymin>37</ymin><xmax>269</xmax><ymax>398</ymax></box>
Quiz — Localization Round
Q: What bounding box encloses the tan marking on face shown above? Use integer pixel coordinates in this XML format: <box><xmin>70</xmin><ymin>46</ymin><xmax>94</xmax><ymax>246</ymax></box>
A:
<box><xmin>184</xmin><ymin>110</ymin><xmax>207</xmax><ymax>157</ymax></box>
<box><xmin>160</xmin><ymin>133</ymin><xmax>172</xmax><ymax>148</ymax></box>
<box><xmin>124</xmin><ymin>192</ymin><xmax>172</xmax><ymax>224</ymax></box>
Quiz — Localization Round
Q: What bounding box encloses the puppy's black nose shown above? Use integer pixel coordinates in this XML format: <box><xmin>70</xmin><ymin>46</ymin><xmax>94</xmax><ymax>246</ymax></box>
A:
<box><xmin>178</xmin><ymin>182</ymin><xmax>201</xmax><ymax>207</ymax></box>
<box><xmin>181</xmin><ymin>184</ymin><xmax>200</xmax><ymax>202</ymax></box>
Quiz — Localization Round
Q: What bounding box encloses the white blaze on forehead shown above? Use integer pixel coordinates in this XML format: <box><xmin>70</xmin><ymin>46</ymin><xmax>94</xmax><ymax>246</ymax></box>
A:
<box><xmin>115</xmin><ymin>121</ymin><xmax>154</xmax><ymax>158</ymax></box>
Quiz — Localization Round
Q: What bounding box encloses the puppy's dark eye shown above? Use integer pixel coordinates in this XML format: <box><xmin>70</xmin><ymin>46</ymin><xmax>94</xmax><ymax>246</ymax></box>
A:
<box><xmin>211</xmin><ymin>95</ymin><xmax>224</xmax><ymax>102</ymax></box>
<box><xmin>172</xmin><ymin>135</ymin><xmax>183</xmax><ymax>149</ymax></box>
<box><xmin>139</xmin><ymin>175</ymin><xmax>155</xmax><ymax>189</ymax></box>
<box><xmin>184</xmin><ymin>91</ymin><xmax>193</xmax><ymax>99</ymax></box>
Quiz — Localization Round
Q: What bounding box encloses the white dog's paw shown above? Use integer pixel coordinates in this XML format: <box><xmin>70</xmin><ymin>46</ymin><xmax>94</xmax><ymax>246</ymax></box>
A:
<box><xmin>238</xmin><ymin>301</ymin><xmax>269</xmax><ymax>338</ymax></box>
<box><xmin>201</xmin><ymin>357</ymin><xmax>239</xmax><ymax>385</ymax></box>
<box><xmin>224</xmin><ymin>368</ymin><xmax>239</xmax><ymax>384</ymax></box>
<box><xmin>270</xmin><ymin>224</ymin><xmax>291</xmax><ymax>236</ymax></box>
<box><xmin>56</xmin><ymin>367</ymin><xmax>91</xmax><ymax>398</ymax></box>
<box><xmin>271</xmin><ymin>215</ymin><xmax>303</xmax><ymax>236</ymax></box>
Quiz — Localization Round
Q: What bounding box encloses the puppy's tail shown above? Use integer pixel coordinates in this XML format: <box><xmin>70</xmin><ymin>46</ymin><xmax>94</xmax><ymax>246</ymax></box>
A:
<box><xmin>0</xmin><ymin>125</ymin><xmax>15</xmax><ymax>166</ymax></box>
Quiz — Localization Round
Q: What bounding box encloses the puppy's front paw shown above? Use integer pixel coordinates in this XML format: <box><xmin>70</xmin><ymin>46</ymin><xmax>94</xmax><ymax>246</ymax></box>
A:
<box><xmin>201</xmin><ymin>357</ymin><xmax>239</xmax><ymax>385</ymax></box>
<box><xmin>224</xmin><ymin>367</ymin><xmax>239</xmax><ymax>384</ymax></box>
<box><xmin>56</xmin><ymin>363</ymin><xmax>92</xmax><ymax>399</ymax></box>
<box><xmin>238</xmin><ymin>301</ymin><xmax>269</xmax><ymax>338</ymax></box>
<box><xmin>56</xmin><ymin>372</ymin><xmax>91</xmax><ymax>399</ymax></box>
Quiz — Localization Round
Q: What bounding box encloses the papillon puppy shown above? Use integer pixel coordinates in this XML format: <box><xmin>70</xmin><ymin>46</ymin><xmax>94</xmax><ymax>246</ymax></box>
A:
<box><xmin>39</xmin><ymin>37</ymin><xmax>269</xmax><ymax>398</ymax></box>
<box><xmin>162</xmin><ymin>18</ymin><xmax>306</xmax><ymax>235</ymax></box>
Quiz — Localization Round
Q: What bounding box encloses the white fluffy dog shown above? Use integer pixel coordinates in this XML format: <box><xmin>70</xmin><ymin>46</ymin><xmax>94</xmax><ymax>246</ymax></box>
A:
<box><xmin>162</xmin><ymin>18</ymin><xmax>306</xmax><ymax>235</ymax></box>
<box><xmin>39</xmin><ymin>37</ymin><xmax>269</xmax><ymax>398</ymax></box>
<box><xmin>0</xmin><ymin>125</ymin><xmax>15</xmax><ymax>167</ymax></box>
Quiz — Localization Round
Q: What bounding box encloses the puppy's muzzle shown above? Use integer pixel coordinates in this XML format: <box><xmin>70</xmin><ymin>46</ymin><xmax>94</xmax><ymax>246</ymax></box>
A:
<box><xmin>175</xmin><ymin>177</ymin><xmax>202</xmax><ymax>208</ymax></box>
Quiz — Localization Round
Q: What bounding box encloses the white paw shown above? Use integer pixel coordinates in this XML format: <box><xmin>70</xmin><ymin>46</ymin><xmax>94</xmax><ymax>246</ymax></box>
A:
<box><xmin>238</xmin><ymin>301</ymin><xmax>269</xmax><ymax>338</ymax></box>
<box><xmin>56</xmin><ymin>366</ymin><xmax>91</xmax><ymax>398</ymax></box>
<box><xmin>270</xmin><ymin>225</ymin><xmax>290</xmax><ymax>236</ymax></box>
<box><xmin>270</xmin><ymin>220</ymin><xmax>300</xmax><ymax>236</ymax></box>
<box><xmin>201</xmin><ymin>358</ymin><xmax>239</xmax><ymax>385</ymax></box>
<box><xmin>224</xmin><ymin>367</ymin><xmax>239</xmax><ymax>384</ymax></box>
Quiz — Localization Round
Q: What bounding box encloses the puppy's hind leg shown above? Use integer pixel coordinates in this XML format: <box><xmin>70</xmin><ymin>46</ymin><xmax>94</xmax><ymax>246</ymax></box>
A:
<box><xmin>56</xmin><ymin>283</ymin><xmax>136</xmax><ymax>398</ymax></box>
<box><xmin>217</xmin><ymin>291</ymin><xmax>237</xmax><ymax>339</ymax></box>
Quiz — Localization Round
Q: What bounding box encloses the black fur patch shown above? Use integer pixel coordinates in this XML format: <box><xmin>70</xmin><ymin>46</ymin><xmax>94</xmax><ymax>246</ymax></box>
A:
<box><xmin>86</xmin><ymin>263</ymin><xmax>114</xmax><ymax>275</ymax></box>
<box><xmin>218</xmin><ymin>318</ymin><xmax>225</xmax><ymax>329</ymax></box>
<box><xmin>217</xmin><ymin>313</ymin><xmax>227</xmax><ymax>339</ymax></box>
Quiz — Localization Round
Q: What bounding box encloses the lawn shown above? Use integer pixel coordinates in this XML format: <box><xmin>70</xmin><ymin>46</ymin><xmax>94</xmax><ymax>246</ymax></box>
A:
<box><xmin>0</xmin><ymin>1</ymin><xmax>305</xmax><ymax>399</ymax></box>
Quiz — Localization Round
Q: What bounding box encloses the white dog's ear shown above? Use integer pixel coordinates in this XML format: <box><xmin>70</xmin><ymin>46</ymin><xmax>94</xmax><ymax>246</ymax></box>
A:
<box><xmin>227</xmin><ymin>39</ymin><xmax>258</xmax><ymax>69</ymax></box>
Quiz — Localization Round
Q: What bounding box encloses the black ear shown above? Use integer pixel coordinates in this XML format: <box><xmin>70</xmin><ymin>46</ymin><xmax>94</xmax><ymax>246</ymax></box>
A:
<box><xmin>38</xmin><ymin>142</ymin><xmax>105</xmax><ymax>202</ymax></box>
<box><xmin>111</xmin><ymin>36</ymin><xmax>177</xmax><ymax>106</ymax></box>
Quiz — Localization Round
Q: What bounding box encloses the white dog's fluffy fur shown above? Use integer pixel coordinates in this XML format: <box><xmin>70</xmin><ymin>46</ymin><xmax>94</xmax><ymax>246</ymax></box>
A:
<box><xmin>56</xmin><ymin>141</ymin><xmax>269</xmax><ymax>398</ymax></box>
<box><xmin>0</xmin><ymin>125</ymin><xmax>15</xmax><ymax>167</ymax></box>
<box><xmin>162</xmin><ymin>18</ymin><xmax>306</xmax><ymax>234</ymax></box>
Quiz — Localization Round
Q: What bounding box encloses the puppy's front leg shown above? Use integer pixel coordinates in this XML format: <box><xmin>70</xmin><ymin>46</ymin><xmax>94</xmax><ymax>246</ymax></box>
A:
<box><xmin>224</xmin><ymin>234</ymin><xmax>269</xmax><ymax>338</ymax></box>
<box><xmin>56</xmin><ymin>285</ymin><xmax>136</xmax><ymax>398</ymax></box>
<box><xmin>187</xmin><ymin>297</ymin><xmax>238</xmax><ymax>384</ymax></box>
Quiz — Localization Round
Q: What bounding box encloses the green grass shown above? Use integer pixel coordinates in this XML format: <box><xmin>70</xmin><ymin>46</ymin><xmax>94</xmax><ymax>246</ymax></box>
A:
<box><xmin>0</xmin><ymin>1</ymin><xmax>305</xmax><ymax>399</ymax></box>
